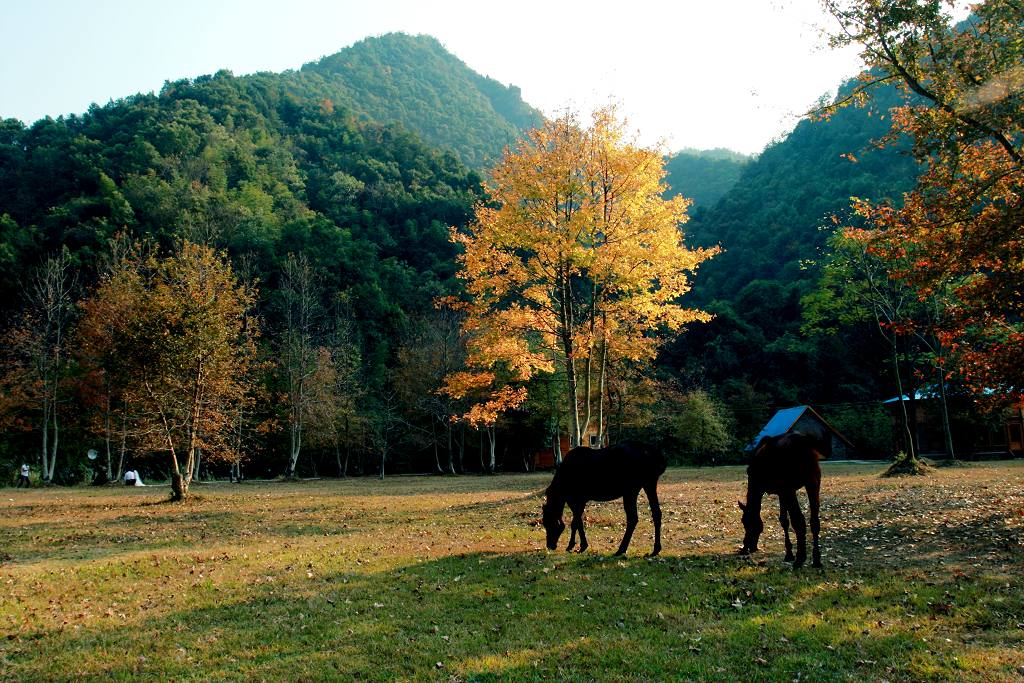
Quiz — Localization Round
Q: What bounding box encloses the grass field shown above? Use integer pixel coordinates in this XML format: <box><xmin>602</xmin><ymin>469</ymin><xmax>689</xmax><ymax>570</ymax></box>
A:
<box><xmin>1</xmin><ymin>461</ymin><xmax>1023</xmax><ymax>682</ymax></box>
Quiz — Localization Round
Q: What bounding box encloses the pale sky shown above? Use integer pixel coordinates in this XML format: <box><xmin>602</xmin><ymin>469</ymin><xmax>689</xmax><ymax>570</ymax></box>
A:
<box><xmin>0</xmin><ymin>0</ymin><xmax>968</xmax><ymax>155</ymax></box>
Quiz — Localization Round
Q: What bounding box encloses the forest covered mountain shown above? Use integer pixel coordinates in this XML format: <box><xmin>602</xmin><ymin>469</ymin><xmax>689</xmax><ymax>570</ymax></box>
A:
<box><xmin>0</xmin><ymin>31</ymin><xmax>927</xmax><ymax>479</ymax></box>
<box><xmin>299</xmin><ymin>33</ymin><xmax>543</xmax><ymax>167</ymax></box>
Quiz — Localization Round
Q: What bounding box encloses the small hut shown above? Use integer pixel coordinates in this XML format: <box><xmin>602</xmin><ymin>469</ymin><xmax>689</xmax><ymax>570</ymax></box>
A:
<box><xmin>746</xmin><ymin>405</ymin><xmax>854</xmax><ymax>460</ymax></box>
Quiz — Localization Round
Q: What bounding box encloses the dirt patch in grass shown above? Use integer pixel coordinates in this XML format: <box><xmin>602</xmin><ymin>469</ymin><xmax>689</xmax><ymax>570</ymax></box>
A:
<box><xmin>1</xmin><ymin>462</ymin><xmax>1022</xmax><ymax>681</ymax></box>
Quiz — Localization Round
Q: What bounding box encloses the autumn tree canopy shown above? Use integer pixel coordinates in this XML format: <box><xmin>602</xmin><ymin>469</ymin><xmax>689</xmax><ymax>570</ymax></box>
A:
<box><xmin>823</xmin><ymin>0</ymin><xmax>1024</xmax><ymax>399</ymax></box>
<box><xmin>446</xmin><ymin>107</ymin><xmax>717</xmax><ymax>448</ymax></box>
<box><xmin>78</xmin><ymin>241</ymin><xmax>258</xmax><ymax>500</ymax></box>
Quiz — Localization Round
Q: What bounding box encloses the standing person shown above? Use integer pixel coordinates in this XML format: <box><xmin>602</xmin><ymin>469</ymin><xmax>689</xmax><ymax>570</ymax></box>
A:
<box><xmin>17</xmin><ymin>463</ymin><xmax>30</xmax><ymax>488</ymax></box>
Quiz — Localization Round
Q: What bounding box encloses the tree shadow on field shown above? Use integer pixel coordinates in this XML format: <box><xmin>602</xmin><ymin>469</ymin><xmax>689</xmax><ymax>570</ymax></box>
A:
<box><xmin>818</xmin><ymin>509</ymin><xmax>1023</xmax><ymax>573</ymax></box>
<box><xmin>0</xmin><ymin>503</ymin><xmax>368</xmax><ymax>566</ymax></box>
<box><xmin>273</xmin><ymin>472</ymin><xmax>554</xmax><ymax>498</ymax></box>
<box><xmin>6</xmin><ymin>547</ymin><xmax>1019</xmax><ymax>683</ymax></box>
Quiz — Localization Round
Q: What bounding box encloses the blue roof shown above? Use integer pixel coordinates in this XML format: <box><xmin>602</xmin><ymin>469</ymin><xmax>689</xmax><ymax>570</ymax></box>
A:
<box><xmin>883</xmin><ymin>390</ymin><xmax>934</xmax><ymax>404</ymax></box>
<box><xmin>884</xmin><ymin>387</ymin><xmax>998</xmax><ymax>403</ymax></box>
<box><xmin>745</xmin><ymin>406</ymin><xmax>810</xmax><ymax>451</ymax></box>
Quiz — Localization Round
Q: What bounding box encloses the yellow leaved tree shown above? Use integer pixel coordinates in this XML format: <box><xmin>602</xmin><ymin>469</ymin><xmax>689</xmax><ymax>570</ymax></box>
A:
<box><xmin>445</xmin><ymin>107</ymin><xmax>717</xmax><ymax>454</ymax></box>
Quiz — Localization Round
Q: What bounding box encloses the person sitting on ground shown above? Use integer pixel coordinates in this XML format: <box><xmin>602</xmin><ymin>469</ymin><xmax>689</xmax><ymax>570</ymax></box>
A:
<box><xmin>17</xmin><ymin>463</ymin><xmax>30</xmax><ymax>488</ymax></box>
<box><xmin>124</xmin><ymin>469</ymin><xmax>136</xmax><ymax>486</ymax></box>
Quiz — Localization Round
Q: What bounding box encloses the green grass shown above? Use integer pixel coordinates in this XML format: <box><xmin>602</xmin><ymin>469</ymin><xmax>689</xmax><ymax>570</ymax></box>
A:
<box><xmin>1</xmin><ymin>462</ymin><xmax>1023</xmax><ymax>681</ymax></box>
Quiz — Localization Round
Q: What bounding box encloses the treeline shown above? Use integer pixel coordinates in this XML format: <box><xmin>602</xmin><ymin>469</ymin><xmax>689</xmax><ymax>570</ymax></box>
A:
<box><xmin>0</xmin><ymin>64</ymin><xmax>491</xmax><ymax>486</ymax></box>
<box><xmin>0</xmin><ymin>70</ymin><xmax>921</xmax><ymax>487</ymax></box>
<box><xmin>0</xmin><ymin>65</ymin><xmax>729</xmax><ymax>489</ymax></box>
<box><xmin>6</xmin><ymin>10</ymin><xmax>1014</xmax><ymax>486</ymax></box>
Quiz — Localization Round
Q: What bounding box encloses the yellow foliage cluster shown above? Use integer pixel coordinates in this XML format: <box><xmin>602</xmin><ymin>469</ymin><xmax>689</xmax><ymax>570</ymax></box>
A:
<box><xmin>447</xmin><ymin>107</ymin><xmax>717</xmax><ymax>436</ymax></box>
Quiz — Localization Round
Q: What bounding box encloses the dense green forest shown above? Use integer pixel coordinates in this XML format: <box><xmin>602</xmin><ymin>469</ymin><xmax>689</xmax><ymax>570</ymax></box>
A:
<box><xmin>658</xmin><ymin>80</ymin><xmax>919</xmax><ymax>446</ymax></box>
<box><xmin>0</xmin><ymin>35</ymin><xmax>527</xmax><ymax>483</ymax></box>
<box><xmin>299</xmin><ymin>33</ymin><xmax>543</xmax><ymax>168</ymax></box>
<box><xmin>0</xmin><ymin>34</ymin><xmax>958</xmax><ymax>485</ymax></box>
<box><xmin>663</xmin><ymin>148</ymin><xmax>750</xmax><ymax>210</ymax></box>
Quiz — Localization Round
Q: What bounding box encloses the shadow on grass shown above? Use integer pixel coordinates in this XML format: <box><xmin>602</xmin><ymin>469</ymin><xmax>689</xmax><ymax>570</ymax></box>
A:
<box><xmin>255</xmin><ymin>472</ymin><xmax>554</xmax><ymax>498</ymax></box>
<box><xmin>5</xmin><ymin>547</ymin><xmax>1020</xmax><ymax>682</ymax></box>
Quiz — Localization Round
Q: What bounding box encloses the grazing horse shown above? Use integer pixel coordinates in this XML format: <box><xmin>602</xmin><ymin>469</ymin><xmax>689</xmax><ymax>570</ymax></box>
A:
<box><xmin>542</xmin><ymin>442</ymin><xmax>666</xmax><ymax>556</ymax></box>
<box><xmin>738</xmin><ymin>430</ymin><xmax>823</xmax><ymax>569</ymax></box>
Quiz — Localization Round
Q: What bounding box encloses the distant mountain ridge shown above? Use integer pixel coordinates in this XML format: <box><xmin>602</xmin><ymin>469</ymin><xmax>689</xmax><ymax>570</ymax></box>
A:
<box><xmin>299</xmin><ymin>33</ymin><xmax>543</xmax><ymax>168</ymax></box>
<box><xmin>664</xmin><ymin>148</ymin><xmax>751</xmax><ymax>210</ymax></box>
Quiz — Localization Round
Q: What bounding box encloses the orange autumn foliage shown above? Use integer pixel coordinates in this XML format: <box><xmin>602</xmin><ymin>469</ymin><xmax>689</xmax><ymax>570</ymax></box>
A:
<box><xmin>825</xmin><ymin>0</ymin><xmax>1024</xmax><ymax>399</ymax></box>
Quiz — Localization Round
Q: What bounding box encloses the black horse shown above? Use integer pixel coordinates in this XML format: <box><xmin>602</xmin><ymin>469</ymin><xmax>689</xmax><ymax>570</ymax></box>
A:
<box><xmin>542</xmin><ymin>442</ymin><xmax>666</xmax><ymax>556</ymax></box>
<box><xmin>738</xmin><ymin>430</ymin><xmax>823</xmax><ymax>569</ymax></box>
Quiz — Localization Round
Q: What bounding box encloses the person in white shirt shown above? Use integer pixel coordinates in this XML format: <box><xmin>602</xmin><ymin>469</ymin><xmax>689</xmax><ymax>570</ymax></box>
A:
<box><xmin>124</xmin><ymin>469</ymin><xmax>136</xmax><ymax>485</ymax></box>
<box><xmin>17</xmin><ymin>463</ymin><xmax>30</xmax><ymax>488</ymax></box>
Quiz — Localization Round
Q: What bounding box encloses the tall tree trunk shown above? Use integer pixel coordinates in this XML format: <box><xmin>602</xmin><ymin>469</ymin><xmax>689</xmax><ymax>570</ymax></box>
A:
<box><xmin>287</xmin><ymin>418</ymin><xmax>302</xmax><ymax>477</ymax></box>
<box><xmin>117</xmin><ymin>417</ymin><xmax>127</xmax><ymax>481</ymax></box>
<box><xmin>171</xmin><ymin>470</ymin><xmax>187</xmax><ymax>500</ymax></box>
<box><xmin>431</xmin><ymin>417</ymin><xmax>442</xmax><ymax>474</ymax></box>
<box><xmin>891</xmin><ymin>337</ymin><xmax>916</xmax><ymax>460</ymax></box>
<box><xmin>581</xmin><ymin>352</ymin><xmax>593</xmax><ymax>442</ymax></box>
<box><xmin>104</xmin><ymin>384</ymin><xmax>113</xmax><ymax>481</ymax></box>
<box><xmin>478</xmin><ymin>429</ymin><xmax>485</xmax><ymax>473</ymax></box>
<box><xmin>457</xmin><ymin>424</ymin><xmax>465</xmax><ymax>473</ymax></box>
<box><xmin>487</xmin><ymin>425</ymin><xmax>497</xmax><ymax>474</ymax></box>
<box><xmin>597</xmin><ymin>331</ymin><xmax>608</xmax><ymax>446</ymax></box>
<box><xmin>47</xmin><ymin>391</ymin><xmax>59</xmax><ymax>483</ymax></box>
<box><xmin>40</xmin><ymin>394</ymin><xmax>50</xmax><ymax>481</ymax></box>
<box><xmin>446</xmin><ymin>422</ymin><xmax>456</xmax><ymax>475</ymax></box>
<box><xmin>558</xmin><ymin>267</ymin><xmax>582</xmax><ymax>447</ymax></box>
<box><xmin>564</xmin><ymin>356</ymin><xmax>581</xmax><ymax>447</ymax></box>
<box><xmin>341</xmin><ymin>417</ymin><xmax>350</xmax><ymax>478</ymax></box>
<box><xmin>937</xmin><ymin>369</ymin><xmax>956</xmax><ymax>459</ymax></box>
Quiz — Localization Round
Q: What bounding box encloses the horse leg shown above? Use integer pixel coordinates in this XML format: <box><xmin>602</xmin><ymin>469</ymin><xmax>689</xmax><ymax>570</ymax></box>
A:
<box><xmin>807</xmin><ymin>480</ymin><xmax>822</xmax><ymax>568</ymax></box>
<box><xmin>779</xmin><ymin>500</ymin><xmax>794</xmax><ymax>562</ymax></box>
<box><xmin>615</xmin><ymin>493</ymin><xmax>639</xmax><ymax>556</ymax></box>
<box><xmin>568</xmin><ymin>502</ymin><xmax>588</xmax><ymax>553</ymax></box>
<box><xmin>782</xmin><ymin>491</ymin><xmax>806</xmax><ymax>569</ymax></box>
<box><xmin>644</xmin><ymin>482</ymin><xmax>662</xmax><ymax>557</ymax></box>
